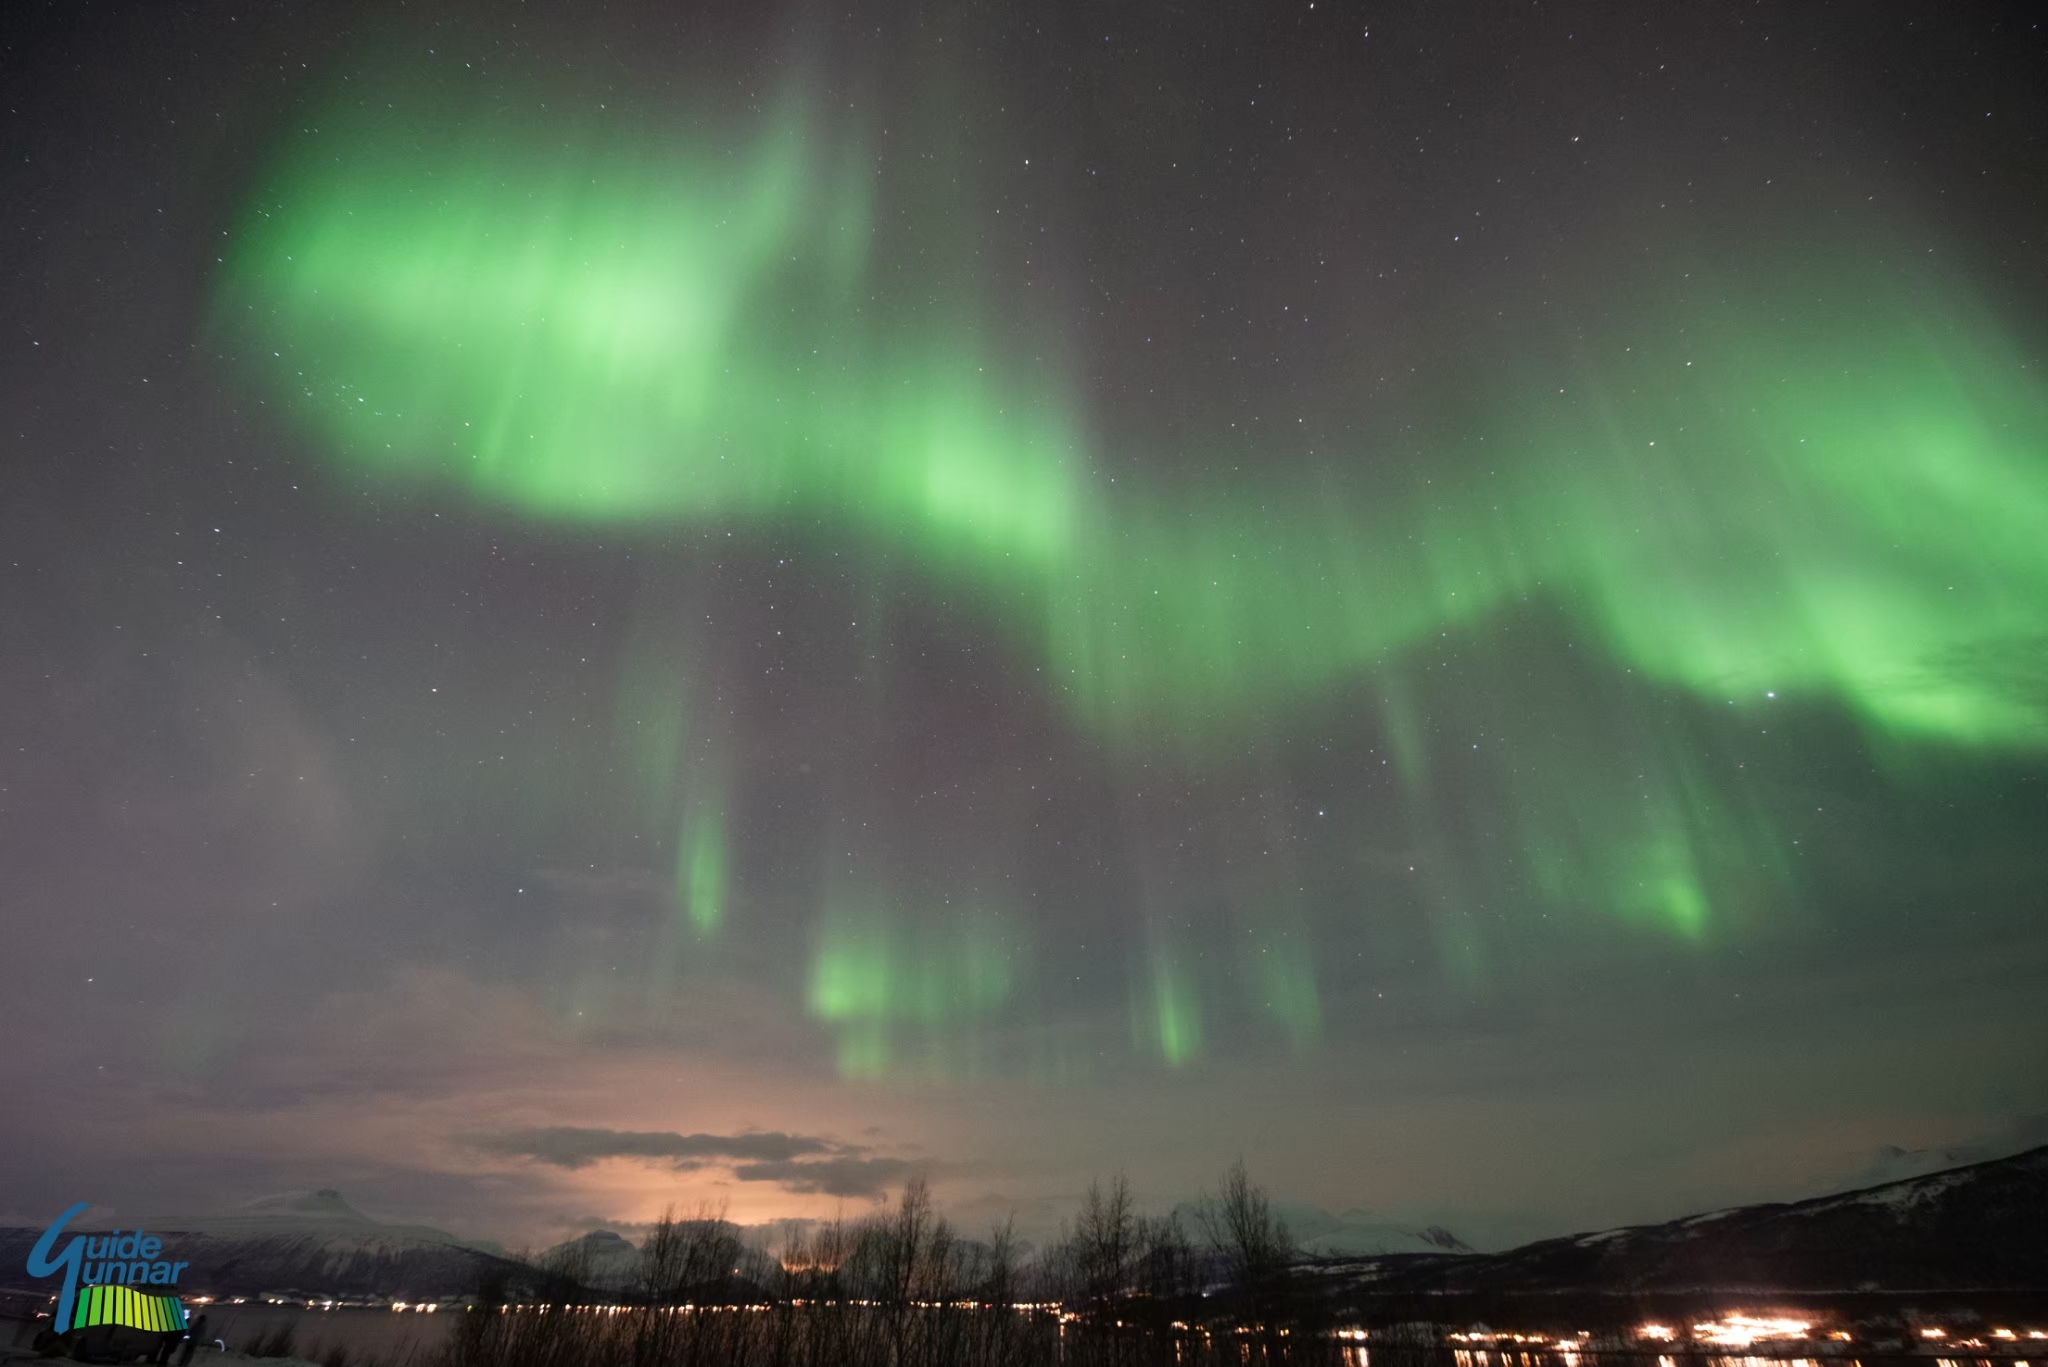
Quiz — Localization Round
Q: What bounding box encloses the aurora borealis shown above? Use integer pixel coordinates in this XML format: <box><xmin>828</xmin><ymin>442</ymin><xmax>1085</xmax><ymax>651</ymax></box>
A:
<box><xmin>4</xmin><ymin>0</ymin><xmax>2046</xmax><ymax>1248</ymax></box>
<box><xmin>221</xmin><ymin>113</ymin><xmax>2048</xmax><ymax>760</ymax></box>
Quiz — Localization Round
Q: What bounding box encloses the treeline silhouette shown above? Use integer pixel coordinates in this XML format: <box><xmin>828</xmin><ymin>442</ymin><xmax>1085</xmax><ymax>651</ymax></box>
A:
<box><xmin>443</xmin><ymin>1161</ymin><xmax>1350</xmax><ymax>1367</ymax></box>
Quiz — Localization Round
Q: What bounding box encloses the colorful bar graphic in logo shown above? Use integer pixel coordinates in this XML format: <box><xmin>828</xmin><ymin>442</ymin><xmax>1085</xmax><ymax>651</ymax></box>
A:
<box><xmin>67</xmin><ymin>1283</ymin><xmax>188</xmax><ymax>1334</ymax></box>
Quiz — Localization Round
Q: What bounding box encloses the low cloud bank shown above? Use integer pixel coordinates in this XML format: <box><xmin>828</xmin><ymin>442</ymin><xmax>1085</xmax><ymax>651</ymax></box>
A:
<box><xmin>466</xmin><ymin>1127</ymin><xmax>916</xmax><ymax>1197</ymax></box>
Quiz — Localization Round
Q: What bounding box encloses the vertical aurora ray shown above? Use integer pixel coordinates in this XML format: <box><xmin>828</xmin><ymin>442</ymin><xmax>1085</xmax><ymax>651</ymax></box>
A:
<box><xmin>805</xmin><ymin>898</ymin><xmax>1024</xmax><ymax>1078</ymax></box>
<box><xmin>1245</xmin><ymin>923</ymin><xmax>1321</xmax><ymax>1049</ymax></box>
<box><xmin>612</xmin><ymin>618</ymin><xmax>693</xmax><ymax>841</ymax></box>
<box><xmin>680</xmin><ymin>806</ymin><xmax>726</xmax><ymax>937</ymax></box>
<box><xmin>1133</xmin><ymin>942</ymin><xmax>1203</xmax><ymax>1069</ymax></box>
<box><xmin>607</xmin><ymin>594</ymin><xmax>738</xmax><ymax>1003</ymax></box>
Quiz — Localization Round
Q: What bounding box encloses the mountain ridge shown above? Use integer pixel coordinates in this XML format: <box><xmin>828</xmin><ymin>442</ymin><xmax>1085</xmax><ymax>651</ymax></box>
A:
<box><xmin>1329</xmin><ymin>1142</ymin><xmax>2048</xmax><ymax>1294</ymax></box>
<box><xmin>2</xmin><ymin>1145</ymin><xmax>2042</xmax><ymax>1300</ymax></box>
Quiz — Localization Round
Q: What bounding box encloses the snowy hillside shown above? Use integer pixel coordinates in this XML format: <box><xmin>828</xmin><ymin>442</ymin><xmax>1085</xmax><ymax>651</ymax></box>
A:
<box><xmin>0</xmin><ymin>1190</ymin><xmax>527</xmax><ymax>1299</ymax></box>
<box><xmin>1340</xmin><ymin>1144</ymin><xmax>2048</xmax><ymax>1294</ymax></box>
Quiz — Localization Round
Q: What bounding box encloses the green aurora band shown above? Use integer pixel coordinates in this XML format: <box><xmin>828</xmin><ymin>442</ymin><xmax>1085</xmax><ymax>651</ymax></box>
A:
<box><xmin>807</xmin><ymin>898</ymin><xmax>1023</xmax><ymax>1079</ymax></box>
<box><xmin>216</xmin><ymin>100</ymin><xmax>2048</xmax><ymax>1073</ymax></box>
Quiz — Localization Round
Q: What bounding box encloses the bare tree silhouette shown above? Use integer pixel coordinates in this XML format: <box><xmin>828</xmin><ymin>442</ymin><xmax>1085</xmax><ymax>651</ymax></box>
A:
<box><xmin>438</xmin><ymin>1167</ymin><xmax>1341</xmax><ymax>1367</ymax></box>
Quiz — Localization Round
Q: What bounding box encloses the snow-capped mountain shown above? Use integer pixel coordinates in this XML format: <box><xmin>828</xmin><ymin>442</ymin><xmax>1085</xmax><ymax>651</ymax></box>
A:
<box><xmin>0</xmin><ymin>1190</ymin><xmax>527</xmax><ymax>1300</ymax></box>
<box><xmin>1159</xmin><ymin>1201</ymin><xmax>1472</xmax><ymax>1257</ymax></box>
<box><xmin>536</xmin><ymin>1229</ymin><xmax>645</xmax><ymax>1291</ymax></box>
<box><xmin>1269</xmin><ymin>1205</ymin><xmax>1473</xmax><ymax>1257</ymax></box>
<box><xmin>1341</xmin><ymin>1144</ymin><xmax>2048</xmax><ymax>1294</ymax></box>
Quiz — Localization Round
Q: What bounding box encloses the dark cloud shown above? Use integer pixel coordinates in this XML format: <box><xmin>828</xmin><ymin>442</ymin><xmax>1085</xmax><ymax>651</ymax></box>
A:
<box><xmin>732</xmin><ymin>1157</ymin><xmax>918</xmax><ymax>1200</ymax></box>
<box><xmin>467</xmin><ymin>1128</ymin><xmax>916</xmax><ymax>1199</ymax></box>
<box><xmin>469</xmin><ymin>1128</ymin><xmax>839</xmax><ymax>1170</ymax></box>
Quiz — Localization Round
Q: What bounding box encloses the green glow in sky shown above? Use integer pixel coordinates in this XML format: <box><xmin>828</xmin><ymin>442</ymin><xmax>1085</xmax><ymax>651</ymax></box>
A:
<box><xmin>1135</xmin><ymin>946</ymin><xmax>1203</xmax><ymax>1070</ymax></box>
<box><xmin>220</xmin><ymin>113</ymin><xmax>2048</xmax><ymax>761</ymax></box>
<box><xmin>806</xmin><ymin>900</ymin><xmax>1020</xmax><ymax>1078</ymax></box>
<box><xmin>681</xmin><ymin>810</ymin><xmax>725</xmax><ymax>936</ymax></box>
<box><xmin>217</xmin><ymin>94</ymin><xmax>2048</xmax><ymax>1073</ymax></box>
<box><xmin>1247</xmin><ymin>925</ymin><xmax>1322</xmax><ymax>1049</ymax></box>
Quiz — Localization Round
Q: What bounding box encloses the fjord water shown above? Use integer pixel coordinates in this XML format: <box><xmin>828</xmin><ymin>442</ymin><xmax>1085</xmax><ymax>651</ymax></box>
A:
<box><xmin>182</xmin><ymin>1302</ymin><xmax>2045</xmax><ymax>1367</ymax></box>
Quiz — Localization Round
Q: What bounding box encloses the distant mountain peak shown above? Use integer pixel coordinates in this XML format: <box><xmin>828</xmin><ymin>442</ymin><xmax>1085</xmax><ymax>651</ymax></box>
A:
<box><xmin>1207</xmin><ymin>1201</ymin><xmax>1474</xmax><ymax>1257</ymax></box>
<box><xmin>242</xmin><ymin>1188</ymin><xmax>369</xmax><ymax>1221</ymax></box>
<box><xmin>133</xmin><ymin>1189</ymin><xmax>472</xmax><ymax>1255</ymax></box>
<box><xmin>541</xmin><ymin>1228</ymin><xmax>645</xmax><ymax>1290</ymax></box>
<box><xmin>1416</xmin><ymin>1225</ymin><xmax>1473</xmax><ymax>1253</ymax></box>
<box><xmin>571</xmin><ymin>1230</ymin><xmax>635</xmax><ymax>1249</ymax></box>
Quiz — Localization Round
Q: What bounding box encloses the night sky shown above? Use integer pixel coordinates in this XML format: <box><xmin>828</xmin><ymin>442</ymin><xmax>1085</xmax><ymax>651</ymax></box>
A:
<box><xmin>4</xmin><ymin>1</ymin><xmax>2047</xmax><ymax>1250</ymax></box>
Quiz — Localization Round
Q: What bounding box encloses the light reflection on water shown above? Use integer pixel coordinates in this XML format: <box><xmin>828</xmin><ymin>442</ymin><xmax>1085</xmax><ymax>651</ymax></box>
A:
<box><xmin>1427</xmin><ymin>1355</ymin><xmax>2030</xmax><ymax>1367</ymax></box>
<box><xmin>1353</xmin><ymin>1354</ymin><xmax>2041</xmax><ymax>1367</ymax></box>
<box><xmin>169</xmin><ymin>1308</ymin><xmax>2047</xmax><ymax>1367</ymax></box>
<box><xmin>189</xmin><ymin>1303</ymin><xmax>453</xmax><ymax>1364</ymax></box>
